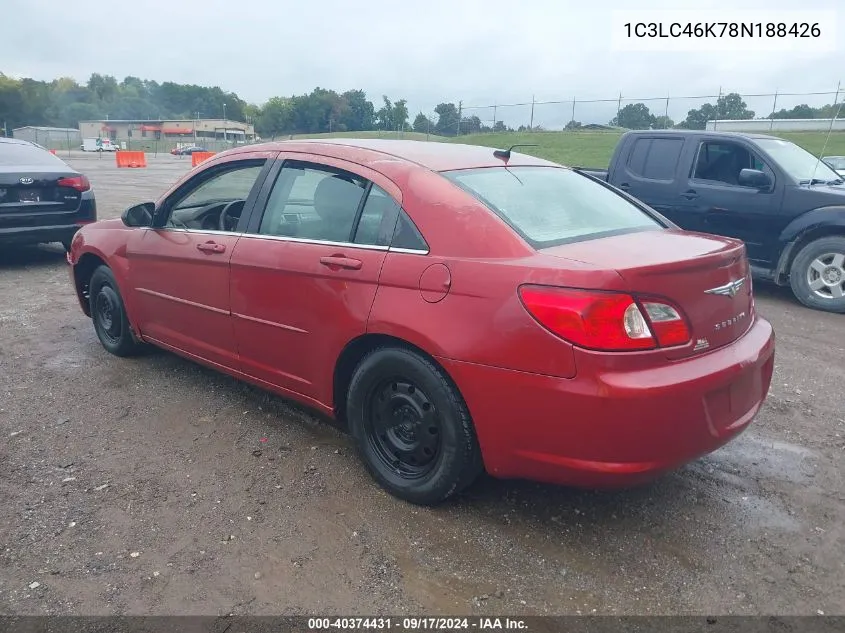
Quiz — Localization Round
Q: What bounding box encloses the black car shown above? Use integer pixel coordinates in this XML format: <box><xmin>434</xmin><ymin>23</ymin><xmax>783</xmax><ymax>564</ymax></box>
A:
<box><xmin>0</xmin><ymin>138</ymin><xmax>96</xmax><ymax>251</ymax></box>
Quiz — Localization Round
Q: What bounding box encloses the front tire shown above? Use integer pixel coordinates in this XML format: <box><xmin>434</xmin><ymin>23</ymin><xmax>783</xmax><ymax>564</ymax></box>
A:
<box><xmin>89</xmin><ymin>265</ymin><xmax>145</xmax><ymax>356</ymax></box>
<box><xmin>347</xmin><ymin>346</ymin><xmax>483</xmax><ymax>505</ymax></box>
<box><xmin>789</xmin><ymin>236</ymin><xmax>845</xmax><ymax>313</ymax></box>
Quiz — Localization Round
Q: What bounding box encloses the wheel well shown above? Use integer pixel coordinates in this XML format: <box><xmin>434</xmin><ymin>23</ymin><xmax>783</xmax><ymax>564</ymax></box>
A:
<box><xmin>333</xmin><ymin>334</ymin><xmax>453</xmax><ymax>427</ymax></box>
<box><xmin>777</xmin><ymin>226</ymin><xmax>845</xmax><ymax>284</ymax></box>
<box><xmin>73</xmin><ymin>253</ymin><xmax>107</xmax><ymax>316</ymax></box>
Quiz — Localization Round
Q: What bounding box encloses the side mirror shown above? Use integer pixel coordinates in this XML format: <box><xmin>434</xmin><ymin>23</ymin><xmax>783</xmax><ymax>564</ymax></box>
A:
<box><xmin>121</xmin><ymin>202</ymin><xmax>155</xmax><ymax>227</ymax></box>
<box><xmin>738</xmin><ymin>168</ymin><xmax>771</xmax><ymax>189</ymax></box>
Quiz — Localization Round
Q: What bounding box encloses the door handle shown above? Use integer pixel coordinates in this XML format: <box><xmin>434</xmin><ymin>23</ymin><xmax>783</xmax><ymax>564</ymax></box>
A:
<box><xmin>320</xmin><ymin>255</ymin><xmax>363</xmax><ymax>270</ymax></box>
<box><xmin>196</xmin><ymin>241</ymin><xmax>226</xmax><ymax>254</ymax></box>
<box><xmin>618</xmin><ymin>182</ymin><xmax>630</xmax><ymax>190</ymax></box>
<box><xmin>681</xmin><ymin>189</ymin><xmax>699</xmax><ymax>200</ymax></box>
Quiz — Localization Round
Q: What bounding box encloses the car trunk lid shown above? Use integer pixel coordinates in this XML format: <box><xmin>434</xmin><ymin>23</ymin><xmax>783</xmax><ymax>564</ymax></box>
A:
<box><xmin>540</xmin><ymin>229</ymin><xmax>754</xmax><ymax>359</ymax></box>
<box><xmin>0</xmin><ymin>167</ymin><xmax>83</xmax><ymax>215</ymax></box>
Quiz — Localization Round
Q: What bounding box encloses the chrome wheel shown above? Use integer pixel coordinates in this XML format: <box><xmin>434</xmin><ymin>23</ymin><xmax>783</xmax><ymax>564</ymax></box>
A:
<box><xmin>807</xmin><ymin>252</ymin><xmax>845</xmax><ymax>300</ymax></box>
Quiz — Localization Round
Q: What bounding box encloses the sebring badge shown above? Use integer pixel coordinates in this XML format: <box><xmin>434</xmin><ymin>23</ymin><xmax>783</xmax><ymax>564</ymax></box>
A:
<box><xmin>704</xmin><ymin>277</ymin><xmax>746</xmax><ymax>298</ymax></box>
<box><xmin>715</xmin><ymin>311</ymin><xmax>747</xmax><ymax>331</ymax></box>
<box><xmin>19</xmin><ymin>177</ymin><xmax>34</xmax><ymax>185</ymax></box>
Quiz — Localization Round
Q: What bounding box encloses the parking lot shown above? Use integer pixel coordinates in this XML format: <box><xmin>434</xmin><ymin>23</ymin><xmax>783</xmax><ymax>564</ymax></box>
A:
<box><xmin>0</xmin><ymin>152</ymin><xmax>843</xmax><ymax>616</ymax></box>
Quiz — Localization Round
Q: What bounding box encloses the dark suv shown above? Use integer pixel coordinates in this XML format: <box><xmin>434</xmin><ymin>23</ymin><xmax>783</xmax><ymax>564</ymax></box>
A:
<box><xmin>0</xmin><ymin>138</ymin><xmax>96</xmax><ymax>250</ymax></box>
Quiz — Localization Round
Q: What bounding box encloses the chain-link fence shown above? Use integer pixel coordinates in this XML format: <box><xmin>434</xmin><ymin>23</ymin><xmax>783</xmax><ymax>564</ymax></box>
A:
<box><xmin>454</xmin><ymin>86</ymin><xmax>843</xmax><ymax>135</ymax></box>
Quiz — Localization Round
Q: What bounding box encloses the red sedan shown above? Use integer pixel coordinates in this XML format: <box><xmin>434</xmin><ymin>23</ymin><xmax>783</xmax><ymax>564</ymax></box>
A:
<box><xmin>67</xmin><ymin>139</ymin><xmax>775</xmax><ymax>505</ymax></box>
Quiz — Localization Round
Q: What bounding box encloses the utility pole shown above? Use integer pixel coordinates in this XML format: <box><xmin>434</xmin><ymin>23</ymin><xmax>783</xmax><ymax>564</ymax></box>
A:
<box><xmin>492</xmin><ymin>103</ymin><xmax>497</xmax><ymax>130</ymax></box>
<box><xmin>529</xmin><ymin>95</ymin><xmax>535</xmax><ymax>131</ymax></box>
<box><xmin>664</xmin><ymin>93</ymin><xmax>670</xmax><ymax>128</ymax></box>
<box><xmin>769</xmin><ymin>90</ymin><xmax>778</xmax><ymax>131</ymax></box>
<box><xmin>714</xmin><ymin>86</ymin><xmax>722</xmax><ymax>130</ymax></box>
<box><xmin>457</xmin><ymin>100</ymin><xmax>462</xmax><ymax>136</ymax></box>
<box><xmin>616</xmin><ymin>92</ymin><xmax>622</xmax><ymax>125</ymax></box>
<box><xmin>571</xmin><ymin>97</ymin><xmax>576</xmax><ymax>128</ymax></box>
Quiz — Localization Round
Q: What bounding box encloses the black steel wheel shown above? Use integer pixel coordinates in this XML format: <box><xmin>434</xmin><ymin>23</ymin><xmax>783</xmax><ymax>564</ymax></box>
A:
<box><xmin>347</xmin><ymin>346</ymin><xmax>483</xmax><ymax>505</ymax></box>
<box><xmin>89</xmin><ymin>265</ymin><xmax>145</xmax><ymax>357</ymax></box>
<box><xmin>365</xmin><ymin>378</ymin><xmax>443</xmax><ymax>479</ymax></box>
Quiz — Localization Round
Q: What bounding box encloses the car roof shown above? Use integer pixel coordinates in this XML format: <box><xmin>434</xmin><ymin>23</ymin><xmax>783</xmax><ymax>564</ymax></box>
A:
<box><xmin>0</xmin><ymin>137</ymin><xmax>35</xmax><ymax>146</ymax></box>
<box><xmin>228</xmin><ymin>138</ymin><xmax>560</xmax><ymax>172</ymax></box>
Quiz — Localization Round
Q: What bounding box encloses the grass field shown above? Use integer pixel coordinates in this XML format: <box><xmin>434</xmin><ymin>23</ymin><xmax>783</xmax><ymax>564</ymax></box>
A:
<box><xmin>293</xmin><ymin>129</ymin><xmax>845</xmax><ymax>169</ymax></box>
<box><xmin>289</xmin><ymin>130</ymin><xmax>446</xmax><ymax>142</ymax></box>
<box><xmin>443</xmin><ymin>130</ymin><xmax>845</xmax><ymax>168</ymax></box>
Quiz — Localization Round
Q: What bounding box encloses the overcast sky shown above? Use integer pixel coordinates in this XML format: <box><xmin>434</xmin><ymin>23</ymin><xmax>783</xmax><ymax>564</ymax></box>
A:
<box><xmin>2</xmin><ymin>0</ymin><xmax>842</xmax><ymax>127</ymax></box>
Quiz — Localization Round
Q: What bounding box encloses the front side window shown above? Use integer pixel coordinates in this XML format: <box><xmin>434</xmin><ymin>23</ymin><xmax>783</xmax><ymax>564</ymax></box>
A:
<box><xmin>443</xmin><ymin>166</ymin><xmax>662</xmax><ymax>248</ymax></box>
<box><xmin>173</xmin><ymin>164</ymin><xmax>264</xmax><ymax>210</ymax></box>
<box><xmin>692</xmin><ymin>142</ymin><xmax>773</xmax><ymax>187</ymax></box>
<box><xmin>165</xmin><ymin>161</ymin><xmax>265</xmax><ymax>231</ymax></box>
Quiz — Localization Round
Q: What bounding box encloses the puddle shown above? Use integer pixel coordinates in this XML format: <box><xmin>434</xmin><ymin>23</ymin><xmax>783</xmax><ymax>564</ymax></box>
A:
<box><xmin>715</xmin><ymin>433</ymin><xmax>819</xmax><ymax>485</ymax></box>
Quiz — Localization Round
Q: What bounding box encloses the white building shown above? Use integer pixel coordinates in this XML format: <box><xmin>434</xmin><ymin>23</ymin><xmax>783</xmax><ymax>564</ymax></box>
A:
<box><xmin>705</xmin><ymin>118</ymin><xmax>845</xmax><ymax>132</ymax></box>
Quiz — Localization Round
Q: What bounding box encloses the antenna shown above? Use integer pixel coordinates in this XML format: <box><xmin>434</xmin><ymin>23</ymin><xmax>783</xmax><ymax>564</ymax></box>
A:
<box><xmin>493</xmin><ymin>144</ymin><xmax>539</xmax><ymax>161</ymax></box>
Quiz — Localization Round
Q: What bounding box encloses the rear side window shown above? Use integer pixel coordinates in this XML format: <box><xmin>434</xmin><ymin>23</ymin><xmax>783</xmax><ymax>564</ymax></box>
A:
<box><xmin>443</xmin><ymin>166</ymin><xmax>662</xmax><ymax>248</ymax></box>
<box><xmin>626</xmin><ymin>138</ymin><xmax>684</xmax><ymax>181</ymax></box>
<box><xmin>0</xmin><ymin>141</ymin><xmax>66</xmax><ymax>167</ymax></box>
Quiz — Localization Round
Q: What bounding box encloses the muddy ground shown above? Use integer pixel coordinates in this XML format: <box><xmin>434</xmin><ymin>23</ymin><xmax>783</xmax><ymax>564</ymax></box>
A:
<box><xmin>0</xmin><ymin>153</ymin><xmax>843</xmax><ymax>616</ymax></box>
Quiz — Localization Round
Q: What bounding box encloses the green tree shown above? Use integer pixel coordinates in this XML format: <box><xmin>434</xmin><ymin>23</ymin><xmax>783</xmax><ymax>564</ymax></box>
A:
<box><xmin>770</xmin><ymin>104</ymin><xmax>815</xmax><ymax>119</ymax></box>
<box><xmin>413</xmin><ymin>112</ymin><xmax>434</xmax><ymax>133</ymax></box>
<box><xmin>564</xmin><ymin>119</ymin><xmax>582</xmax><ymax>130</ymax></box>
<box><xmin>610</xmin><ymin>103</ymin><xmax>656</xmax><ymax>129</ymax></box>
<box><xmin>256</xmin><ymin>97</ymin><xmax>293</xmax><ymax>137</ymax></box>
<box><xmin>681</xmin><ymin>93</ymin><xmax>755</xmax><ymax>129</ymax></box>
<box><xmin>653</xmin><ymin>115</ymin><xmax>675</xmax><ymax>129</ymax></box>
<box><xmin>434</xmin><ymin>102</ymin><xmax>460</xmax><ymax>136</ymax></box>
<box><xmin>340</xmin><ymin>89</ymin><xmax>375</xmax><ymax>131</ymax></box>
<box><xmin>460</xmin><ymin>115</ymin><xmax>483</xmax><ymax>134</ymax></box>
<box><xmin>375</xmin><ymin>96</ymin><xmax>409</xmax><ymax>131</ymax></box>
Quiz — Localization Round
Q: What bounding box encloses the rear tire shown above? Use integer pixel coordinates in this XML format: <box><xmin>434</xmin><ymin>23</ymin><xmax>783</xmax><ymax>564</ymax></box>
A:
<box><xmin>89</xmin><ymin>265</ymin><xmax>145</xmax><ymax>356</ymax></box>
<box><xmin>788</xmin><ymin>236</ymin><xmax>845</xmax><ymax>313</ymax></box>
<box><xmin>347</xmin><ymin>346</ymin><xmax>483</xmax><ymax>505</ymax></box>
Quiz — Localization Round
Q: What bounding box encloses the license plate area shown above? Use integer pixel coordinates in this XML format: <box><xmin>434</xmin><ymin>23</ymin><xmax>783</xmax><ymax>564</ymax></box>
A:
<box><xmin>18</xmin><ymin>189</ymin><xmax>42</xmax><ymax>203</ymax></box>
<box><xmin>704</xmin><ymin>372</ymin><xmax>759</xmax><ymax>434</ymax></box>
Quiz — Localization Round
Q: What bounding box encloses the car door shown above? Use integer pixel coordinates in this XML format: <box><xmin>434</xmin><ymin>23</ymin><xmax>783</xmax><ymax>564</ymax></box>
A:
<box><xmin>680</xmin><ymin>139</ymin><xmax>782</xmax><ymax>265</ymax></box>
<box><xmin>125</xmin><ymin>151</ymin><xmax>275</xmax><ymax>368</ymax></box>
<box><xmin>229</xmin><ymin>154</ymin><xmax>403</xmax><ymax>406</ymax></box>
<box><xmin>612</xmin><ymin>135</ymin><xmax>687</xmax><ymax>226</ymax></box>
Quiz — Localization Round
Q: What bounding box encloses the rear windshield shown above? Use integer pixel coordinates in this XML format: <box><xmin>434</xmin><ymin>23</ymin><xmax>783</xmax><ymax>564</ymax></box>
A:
<box><xmin>0</xmin><ymin>141</ymin><xmax>65</xmax><ymax>167</ymax></box>
<box><xmin>442</xmin><ymin>166</ymin><xmax>662</xmax><ymax>248</ymax></box>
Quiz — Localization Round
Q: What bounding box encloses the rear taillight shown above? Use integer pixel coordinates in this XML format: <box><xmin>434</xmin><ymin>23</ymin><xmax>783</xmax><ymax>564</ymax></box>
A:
<box><xmin>518</xmin><ymin>285</ymin><xmax>691</xmax><ymax>352</ymax></box>
<box><xmin>641</xmin><ymin>301</ymin><xmax>691</xmax><ymax>347</ymax></box>
<box><xmin>57</xmin><ymin>175</ymin><xmax>90</xmax><ymax>192</ymax></box>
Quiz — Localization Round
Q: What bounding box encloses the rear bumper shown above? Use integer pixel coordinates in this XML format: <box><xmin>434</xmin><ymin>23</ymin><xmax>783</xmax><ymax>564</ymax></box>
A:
<box><xmin>439</xmin><ymin>316</ymin><xmax>775</xmax><ymax>489</ymax></box>
<box><xmin>0</xmin><ymin>224</ymin><xmax>86</xmax><ymax>246</ymax></box>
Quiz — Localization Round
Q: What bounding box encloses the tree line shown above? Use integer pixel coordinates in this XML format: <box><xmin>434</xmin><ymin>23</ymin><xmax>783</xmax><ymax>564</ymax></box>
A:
<box><xmin>1</xmin><ymin>73</ymin><xmax>839</xmax><ymax>136</ymax></box>
<box><xmin>0</xmin><ymin>72</ymin><xmax>508</xmax><ymax>138</ymax></box>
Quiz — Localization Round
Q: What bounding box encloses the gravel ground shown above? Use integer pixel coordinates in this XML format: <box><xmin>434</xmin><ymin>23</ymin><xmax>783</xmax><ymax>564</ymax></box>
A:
<box><xmin>0</xmin><ymin>153</ymin><xmax>843</xmax><ymax>616</ymax></box>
